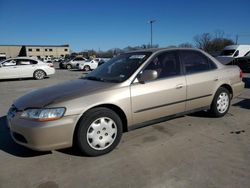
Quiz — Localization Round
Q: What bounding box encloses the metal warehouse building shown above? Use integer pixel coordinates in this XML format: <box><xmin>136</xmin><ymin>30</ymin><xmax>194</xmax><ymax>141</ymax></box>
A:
<box><xmin>0</xmin><ymin>44</ymin><xmax>70</xmax><ymax>58</ymax></box>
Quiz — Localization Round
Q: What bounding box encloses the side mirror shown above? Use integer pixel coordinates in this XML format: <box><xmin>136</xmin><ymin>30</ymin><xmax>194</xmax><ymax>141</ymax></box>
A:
<box><xmin>137</xmin><ymin>70</ymin><xmax>158</xmax><ymax>83</ymax></box>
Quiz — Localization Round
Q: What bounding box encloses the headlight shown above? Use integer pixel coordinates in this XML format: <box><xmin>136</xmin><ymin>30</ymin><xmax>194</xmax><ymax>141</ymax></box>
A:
<box><xmin>21</xmin><ymin>107</ymin><xmax>66</xmax><ymax>122</ymax></box>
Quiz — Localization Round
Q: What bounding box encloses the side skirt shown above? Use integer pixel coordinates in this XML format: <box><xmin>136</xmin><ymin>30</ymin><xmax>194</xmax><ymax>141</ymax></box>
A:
<box><xmin>128</xmin><ymin>106</ymin><xmax>210</xmax><ymax>131</ymax></box>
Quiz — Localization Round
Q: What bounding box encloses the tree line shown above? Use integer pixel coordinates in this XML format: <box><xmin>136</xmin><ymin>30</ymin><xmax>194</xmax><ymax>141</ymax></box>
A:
<box><xmin>73</xmin><ymin>31</ymin><xmax>234</xmax><ymax>58</ymax></box>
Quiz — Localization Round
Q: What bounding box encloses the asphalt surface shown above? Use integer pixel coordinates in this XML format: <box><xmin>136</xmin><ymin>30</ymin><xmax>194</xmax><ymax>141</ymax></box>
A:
<box><xmin>0</xmin><ymin>66</ymin><xmax>249</xmax><ymax>188</ymax></box>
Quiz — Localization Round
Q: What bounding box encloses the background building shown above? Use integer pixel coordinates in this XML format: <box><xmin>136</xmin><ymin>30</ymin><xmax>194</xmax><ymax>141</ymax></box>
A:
<box><xmin>0</xmin><ymin>44</ymin><xmax>70</xmax><ymax>58</ymax></box>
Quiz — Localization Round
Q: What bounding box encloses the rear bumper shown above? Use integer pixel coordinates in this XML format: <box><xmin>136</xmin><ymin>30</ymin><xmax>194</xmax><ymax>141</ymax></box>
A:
<box><xmin>46</xmin><ymin>68</ymin><xmax>55</xmax><ymax>76</ymax></box>
<box><xmin>8</xmin><ymin>114</ymin><xmax>79</xmax><ymax>151</ymax></box>
<box><xmin>232</xmin><ymin>81</ymin><xmax>245</xmax><ymax>98</ymax></box>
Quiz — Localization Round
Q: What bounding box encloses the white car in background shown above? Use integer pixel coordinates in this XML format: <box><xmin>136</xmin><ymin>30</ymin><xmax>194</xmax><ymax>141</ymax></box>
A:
<box><xmin>219</xmin><ymin>45</ymin><xmax>250</xmax><ymax>58</ymax></box>
<box><xmin>0</xmin><ymin>57</ymin><xmax>55</xmax><ymax>80</ymax></box>
<box><xmin>62</xmin><ymin>57</ymin><xmax>88</xmax><ymax>69</ymax></box>
<box><xmin>77</xmin><ymin>59</ymin><xmax>99</xmax><ymax>71</ymax></box>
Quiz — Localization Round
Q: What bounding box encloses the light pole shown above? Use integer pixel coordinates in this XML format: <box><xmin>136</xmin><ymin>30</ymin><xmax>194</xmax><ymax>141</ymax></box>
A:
<box><xmin>148</xmin><ymin>20</ymin><xmax>156</xmax><ymax>48</ymax></box>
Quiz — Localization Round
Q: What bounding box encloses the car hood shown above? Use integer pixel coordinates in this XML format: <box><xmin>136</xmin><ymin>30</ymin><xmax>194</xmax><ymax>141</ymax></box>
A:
<box><xmin>14</xmin><ymin>79</ymin><xmax>116</xmax><ymax>110</ymax></box>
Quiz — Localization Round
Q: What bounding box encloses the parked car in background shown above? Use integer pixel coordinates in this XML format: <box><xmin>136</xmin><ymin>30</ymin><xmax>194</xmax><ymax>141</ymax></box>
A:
<box><xmin>0</xmin><ymin>53</ymin><xmax>6</xmax><ymax>62</ymax></box>
<box><xmin>60</xmin><ymin>57</ymin><xmax>88</xmax><ymax>69</ymax></box>
<box><xmin>227</xmin><ymin>56</ymin><xmax>250</xmax><ymax>73</ymax></box>
<box><xmin>77</xmin><ymin>59</ymin><xmax>99</xmax><ymax>71</ymax></box>
<box><xmin>45</xmin><ymin>60</ymin><xmax>54</xmax><ymax>68</ymax></box>
<box><xmin>0</xmin><ymin>57</ymin><xmax>55</xmax><ymax>80</ymax></box>
<box><xmin>7</xmin><ymin>48</ymin><xmax>244</xmax><ymax>156</ymax></box>
<box><xmin>97</xmin><ymin>58</ymin><xmax>111</xmax><ymax>66</ymax></box>
<box><xmin>219</xmin><ymin>45</ymin><xmax>250</xmax><ymax>58</ymax></box>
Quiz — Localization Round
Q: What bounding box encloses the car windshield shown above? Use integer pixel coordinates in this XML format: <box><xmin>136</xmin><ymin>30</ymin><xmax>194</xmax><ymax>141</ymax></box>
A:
<box><xmin>84</xmin><ymin>52</ymin><xmax>152</xmax><ymax>83</ymax></box>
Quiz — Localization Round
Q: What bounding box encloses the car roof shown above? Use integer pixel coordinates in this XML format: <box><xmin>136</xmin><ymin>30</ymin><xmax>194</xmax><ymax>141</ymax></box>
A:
<box><xmin>8</xmin><ymin>57</ymin><xmax>39</xmax><ymax>60</ymax></box>
<box><xmin>124</xmin><ymin>47</ymin><xmax>203</xmax><ymax>54</ymax></box>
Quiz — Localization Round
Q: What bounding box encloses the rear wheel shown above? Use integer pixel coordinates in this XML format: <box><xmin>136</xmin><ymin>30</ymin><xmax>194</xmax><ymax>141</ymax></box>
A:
<box><xmin>75</xmin><ymin>107</ymin><xmax>123</xmax><ymax>156</ymax></box>
<box><xmin>210</xmin><ymin>87</ymin><xmax>231</xmax><ymax>117</ymax></box>
<box><xmin>34</xmin><ymin>70</ymin><xmax>46</xmax><ymax>80</ymax></box>
<box><xmin>59</xmin><ymin>62</ymin><xmax>64</xmax><ymax>69</ymax></box>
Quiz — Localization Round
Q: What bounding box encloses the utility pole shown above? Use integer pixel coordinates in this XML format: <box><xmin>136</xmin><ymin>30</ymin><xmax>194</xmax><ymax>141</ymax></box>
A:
<box><xmin>235</xmin><ymin>34</ymin><xmax>238</xmax><ymax>44</ymax></box>
<box><xmin>148</xmin><ymin>20</ymin><xmax>156</xmax><ymax>48</ymax></box>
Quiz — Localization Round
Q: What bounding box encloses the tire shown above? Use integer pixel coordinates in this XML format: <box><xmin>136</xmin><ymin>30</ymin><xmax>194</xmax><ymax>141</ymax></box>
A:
<box><xmin>84</xmin><ymin>65</ymin><xmax>91</xmax><ymax>71</ymax></box>
<box><xmin>34</xmin><ymin>70</ymin><xmax>46</xmax><ymax>80</ymax></box>
<box><xmin>75</xmin><ymin>107</ymin><xmax>123</xmax><ymax>156</ymax></box>
<box><xmin>66</xmin><ymin>64</ymin><xmax>72</xmax><ymax>70</ymax></box>
<box><xmin>210</xmin><ymin>87</ymin><xmax>231</xmax><ymax>117</ymax></box>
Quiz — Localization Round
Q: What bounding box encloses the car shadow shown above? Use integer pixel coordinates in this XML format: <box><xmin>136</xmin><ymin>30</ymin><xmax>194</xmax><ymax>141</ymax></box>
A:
<box><xmin>187</xmin><ymin>110</ymin><xmax>214</xmax><ymax>118</ymax></box>
<box><xmin>0</xmin><ymin>77</ymin><xmax>50</xmax><ymax>82</ymax></box>
<box><xmin>70</xmin><ymin>69</ymin><xmax>87</xmax><ymax>72</ymax></box>
<box><xmin>233</xmin><ymin>98</ymin><xmax>250</xmax><ymax>110</ymax></box>
<box><xmin>0</xmin><ymin>116</ymin><xmax>51</xmax><ymax>157</ymax></box>
<box><xmin>0</xmin><ymin>78</ymin><xmax>34</xmax><ymax>82</ymax></box>
<box><xmin>57</xmin><ymin>147</ymin><xmax>84</xmax><ymax>157</ymax></box>
<box><xmin>243</xmin><ymin>77</ymin><xmax>250</xmax><ymax>88</ymax></box>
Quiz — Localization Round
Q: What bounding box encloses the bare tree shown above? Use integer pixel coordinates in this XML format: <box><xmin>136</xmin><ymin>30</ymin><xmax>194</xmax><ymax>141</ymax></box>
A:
<box><xmin>193</xmin><ymin>32</ymin><xmax>234</xmax><ymax>55</ymax></box>
<box><xmin>178</xmin><ymin>43</ymin><xmax>193</xmax><ymax>48</ymax></box>
<box><xmin>214</xmin><ymin>30</ymin><xmax>225</xmax><ymax>39</ymax></box>
<box><xmin>193</xmin><ymin>33</ymin><xmax>212</xmax><ymax>51</ymax></box>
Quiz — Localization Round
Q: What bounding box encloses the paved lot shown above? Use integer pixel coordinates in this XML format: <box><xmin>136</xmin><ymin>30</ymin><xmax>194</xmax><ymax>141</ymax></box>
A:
<box><xmin>0</xmin><ymin>68</ymin><xmax>249</xmax><ymax>188</ymax></box>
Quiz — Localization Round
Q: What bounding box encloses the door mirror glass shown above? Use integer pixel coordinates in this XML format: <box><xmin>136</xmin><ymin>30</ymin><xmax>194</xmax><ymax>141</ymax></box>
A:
<box><xmin>137</xmin><ymin>70</ymin><xmax>158</xmax><ymax>83</ymax></box>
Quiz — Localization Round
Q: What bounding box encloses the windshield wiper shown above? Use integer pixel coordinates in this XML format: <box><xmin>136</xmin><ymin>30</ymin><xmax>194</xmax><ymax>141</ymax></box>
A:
<box><xmin>84</xmin><ymin>76</ymin><xmax>104</xmax><ymax>81</ymax></box>
<box><xmin>84</xmin><ymin>76</ymin><xmax>120</xmax><ymax>83</ymax></box>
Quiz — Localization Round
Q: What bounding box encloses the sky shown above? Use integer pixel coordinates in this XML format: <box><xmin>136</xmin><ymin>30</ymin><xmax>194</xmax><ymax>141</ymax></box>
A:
<box><xmin>0</xmin><ymin>0</ymin><xmax>250</xmax><ymax>52</ymax></box>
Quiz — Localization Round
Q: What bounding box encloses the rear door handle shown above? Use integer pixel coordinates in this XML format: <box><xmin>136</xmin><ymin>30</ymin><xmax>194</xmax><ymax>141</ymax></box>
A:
<box><xmin>214</xmin><ymin>78</ymin><xmax>219</xmax><ymax>81</ymax></box>
<box><xmin>176</xmin><ymin>84</ymin><xmax>184</xmax><ymax>89</ymax></box>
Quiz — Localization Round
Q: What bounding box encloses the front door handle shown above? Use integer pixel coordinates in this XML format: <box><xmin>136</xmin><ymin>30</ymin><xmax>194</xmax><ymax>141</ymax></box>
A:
<box><xmin>176</xmin><ymin>84</ymin><xmax>184</xmax><ymax>89</ymax></box>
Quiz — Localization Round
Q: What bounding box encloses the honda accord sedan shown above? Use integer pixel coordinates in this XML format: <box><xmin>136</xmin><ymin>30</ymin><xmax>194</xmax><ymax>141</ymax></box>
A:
<box><xmin>7</xmin><ymin>48</ymin><xmax>244</xmax><ymax>156</ymax></box>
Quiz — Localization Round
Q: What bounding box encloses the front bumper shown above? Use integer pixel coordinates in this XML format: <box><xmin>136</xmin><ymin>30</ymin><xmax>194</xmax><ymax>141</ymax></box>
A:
<box><xmin>7</xmin><ymin>113</ymin><xmax>79</xmax><ymax>151</ymax></box>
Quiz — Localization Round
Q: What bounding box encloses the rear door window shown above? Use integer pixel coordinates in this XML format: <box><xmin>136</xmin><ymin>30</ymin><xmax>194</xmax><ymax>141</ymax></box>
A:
<box><xmin>16</xmin><ymin>59</ymin><xmax>38</xmax><ymax>65</ymax></box>
<box><xmin>180</xmin><ymin>50</ymin><xmax>217</xmax><ymax>74</ymax></box>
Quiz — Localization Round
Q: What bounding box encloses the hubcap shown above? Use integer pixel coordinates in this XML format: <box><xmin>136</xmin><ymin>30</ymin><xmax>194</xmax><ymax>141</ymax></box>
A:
<box><xmin>35</xmin><ymin>71</ymin><xmax>44</xmax><ymax>79</ymax></box>
<box><xmin>85</xmin><ymin>66</ymin><xmax>90</xmax><ymax>71</ymax></box>
<box><xmin>87</xmin><ymin>117</ymin><xmax>117</xmax><ymax>150</ymax></box>
<box><xmin>216</xmin><ymin>92</ymin><xmax>229</xmax><ymax>113</ymax></box>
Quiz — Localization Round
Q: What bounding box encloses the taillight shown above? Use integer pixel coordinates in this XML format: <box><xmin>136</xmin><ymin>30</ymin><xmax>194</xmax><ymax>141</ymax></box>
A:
<box><xmin>240</xmin><ymin>69</ymin><xmax>243</xmax><ymax>78</ymax></box>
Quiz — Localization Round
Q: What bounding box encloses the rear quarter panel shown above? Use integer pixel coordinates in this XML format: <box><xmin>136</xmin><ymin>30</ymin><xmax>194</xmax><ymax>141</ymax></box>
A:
<box><xmin>216</xmin><ymin>65</ymin><xmax>244</xmax><ymax>98</ymax></box>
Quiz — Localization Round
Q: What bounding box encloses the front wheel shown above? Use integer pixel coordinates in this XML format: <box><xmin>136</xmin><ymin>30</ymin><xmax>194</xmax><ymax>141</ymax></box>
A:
<box><xmin>84</xmin><ymin>65</ymin><xmax>91</xmax><ymax>71</ymax></box>
<box><xmin>66</xmin><ymin>64</ymin><xmax>72</xmax><ymax>70</ymax></box>
<box><xmin>210</xmin><ymin>87</ymin><xmax>231</xmax><ymax>117</ymax></box>
<box><xmin>75</xmin><ymin>107</ymin><xmax>123</xmax><ymax>156</ymax></box>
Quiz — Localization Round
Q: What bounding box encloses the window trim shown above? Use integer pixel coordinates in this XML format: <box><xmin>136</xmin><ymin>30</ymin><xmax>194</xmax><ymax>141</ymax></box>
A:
<box><xmin>16</xmin><ymin>59</ymin><xmax>38</xmax><ymax>65</ymax></box>
<box><xmin>244</xmin><ymin>51</ymin><xmax>250</xmax><ymax>57</ymax></box>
